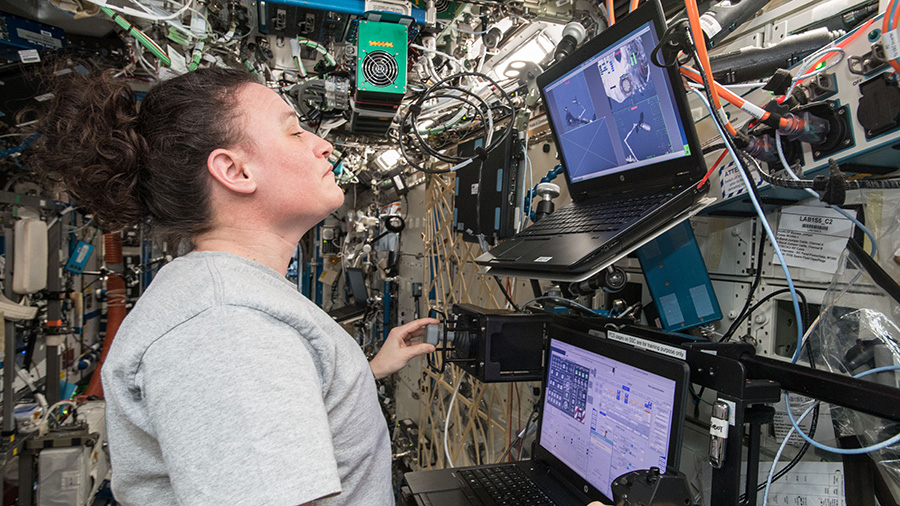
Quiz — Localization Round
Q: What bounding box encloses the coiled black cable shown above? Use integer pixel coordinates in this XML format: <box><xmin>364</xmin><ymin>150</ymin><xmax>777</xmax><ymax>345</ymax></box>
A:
<box><xmin>401</xmin><ymin>90</ymin><xmax>490</xmax><ymax>165</ymax></box>
<box><xmin>409</xmin><ymin>85</ymin><xmax>503</xmax><ymax>163</ymax></box>
<box><xmin>399</xmin><ymin>71</ymin><xmax>515</xmax><ymax>174</ymax></box>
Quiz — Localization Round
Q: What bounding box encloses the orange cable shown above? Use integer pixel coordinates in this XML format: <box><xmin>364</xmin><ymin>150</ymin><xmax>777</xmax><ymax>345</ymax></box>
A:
<box><xmin>884</xmin><ymin>2</ymin><xmax>900</xmax><ymax>73</ymax></box>
<box><xmin>684</xmin><ymin>0</ymin><xmax>738</xmax><ymax>136</ymax></box>
<box><xmin>680</xmin><ymin>66</ymin><xmax>794</xmax><ymax>129</ymax></box>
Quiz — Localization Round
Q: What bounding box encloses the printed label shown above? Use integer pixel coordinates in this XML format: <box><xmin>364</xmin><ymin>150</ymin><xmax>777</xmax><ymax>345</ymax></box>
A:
<box><xmin>709</xmin><ymin>417</ymin><xmax>729</xmax><ymax>437</ymax></box>
<box><xmin>883</xmin><ymin>28</ymin><xmax>900</xmax><ymax>62</ymax></box>
<box><xmin>776</xmin><ymin>205</ymin><xmax>855</xmax><ymax>274</ymax></box>
<box><xmin>608</xmin><ymin>331</ymin><xmax>687</xmax><ymax>360</ymax></box>
<box><xmin>698</xmin><ymin>15</ymin><xmax>722</xmax><ymax>38</ymax></box>
<box><xmin>773</xmin><ymin>392</ymin><xmax>835</xmax><ymax>448</ymax></box>
<box><xmin>18</xmin><ymin>49</ymin><xmax>40</xmax><ymax>63</ymax></box>
<box><xmin>366</xmin><ymin>1</ymin><xmax>411</xmax><ymax>15</ymax></box>
<box><xmin>75</xmin><ymin>244</ymin><xmax>90</xmax><ymax>262</ymax></box>
<box><xmin>16</xmin><ymin>28</ymin><xmax>62</xmax><ymax>48</ymax></box>
<box><xmin>534</xmin><ymin>256</ymin><xmax>553</xmax><ymax>263</ymax></box>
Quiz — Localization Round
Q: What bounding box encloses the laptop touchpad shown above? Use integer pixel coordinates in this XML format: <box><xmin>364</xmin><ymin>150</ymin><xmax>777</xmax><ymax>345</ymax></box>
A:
<box><xmin>493</xmin><ymin>239</ymin><xmax>545</xmax><ymax>261</ymax></box>
<box><xmin>423</xmin><ymin>489</ymin><xmax>472</xmax><ymax>505</ymax></box>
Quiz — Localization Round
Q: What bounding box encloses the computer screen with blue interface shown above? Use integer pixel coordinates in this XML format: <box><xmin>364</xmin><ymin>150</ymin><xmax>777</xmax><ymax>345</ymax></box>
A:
<box><xmin>540</xmin><ymin>338</ymin><xmax>678</xmax><ymax>498</ymax></box>
<box><xmin>541</xmin><ymin>20</ymin><xmax>690</xmax><ymax>183</ymax></box>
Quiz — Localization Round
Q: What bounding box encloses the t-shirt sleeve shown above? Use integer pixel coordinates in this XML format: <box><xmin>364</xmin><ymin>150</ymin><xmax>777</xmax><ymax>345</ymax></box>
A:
<box><xmin>137</xmin><ymin>305</ymin><xmax>341</xmax><ymax>506</ymax></box>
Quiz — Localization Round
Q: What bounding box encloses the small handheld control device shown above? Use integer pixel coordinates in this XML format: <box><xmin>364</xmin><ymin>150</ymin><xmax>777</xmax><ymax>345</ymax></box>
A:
<box><xmin>610</xmin><ymin>467</ymin><xmax>692</xmax><ymax>506</ymax></box>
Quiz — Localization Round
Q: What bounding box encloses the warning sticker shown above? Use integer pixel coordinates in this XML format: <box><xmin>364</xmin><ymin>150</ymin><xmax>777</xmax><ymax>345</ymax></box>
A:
<box><xmin>717</xmin><ymin>160</ymin><xmax>763</xmax><ymax>200</ymax></box>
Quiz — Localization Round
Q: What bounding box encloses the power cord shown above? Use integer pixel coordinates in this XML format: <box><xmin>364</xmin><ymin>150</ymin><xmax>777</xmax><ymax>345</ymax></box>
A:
<box><xmin>692</xmin><ymin>89</ymin><xmax>805</xmax><ymax>362</ymax></box>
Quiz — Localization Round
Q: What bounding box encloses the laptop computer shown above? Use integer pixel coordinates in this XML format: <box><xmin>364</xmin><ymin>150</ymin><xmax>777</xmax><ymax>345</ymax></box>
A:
<box><xmin>402</xmin><ymin>323</ymin><xmax>689</xmax><ymax>505</ymax></box>
<box><xmin>327</xmin><ymin>268</ymin><xmax>369</xmax><ymax>323</ymax></box>
<box><xmin>475</xmin><ymin>0</ymin><xmax>708</xmax><ymax>274</ymax></box>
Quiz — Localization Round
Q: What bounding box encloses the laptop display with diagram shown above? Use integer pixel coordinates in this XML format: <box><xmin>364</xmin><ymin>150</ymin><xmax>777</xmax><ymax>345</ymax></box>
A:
<box><xmin>402</xmin><ymin>322</ymin><xmax>689</xmax><ymax>505</ymax></box>
<box><xmin>475</xmin><ymin>0</ymin><xmax>708</xmax><ymax>274</ymax></box>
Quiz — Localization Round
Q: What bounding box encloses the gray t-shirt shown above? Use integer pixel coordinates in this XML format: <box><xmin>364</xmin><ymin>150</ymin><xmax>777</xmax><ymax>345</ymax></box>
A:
<box><xmin>101</xmin><ymin>251</ymin><xmax>392</xmax><ymax>506</ymax></box>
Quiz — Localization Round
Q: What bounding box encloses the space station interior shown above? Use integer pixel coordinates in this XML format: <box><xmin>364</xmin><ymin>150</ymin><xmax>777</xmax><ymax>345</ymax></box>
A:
<box><xmin>2</xmin><ymin>0</ymin><xmax>900</xmax><ymax>504</ymax></box>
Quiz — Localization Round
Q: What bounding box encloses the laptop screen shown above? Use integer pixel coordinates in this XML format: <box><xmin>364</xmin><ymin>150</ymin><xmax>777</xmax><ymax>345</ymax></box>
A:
<box><xmin>539</xmin><ymin>335</ymin><xmax>681</xmax><ymax>499</ymax></box>
<box><xmin>541</xmin><ymin>20</ymin><xmax>690</xmax><ymax>184</ymax></box>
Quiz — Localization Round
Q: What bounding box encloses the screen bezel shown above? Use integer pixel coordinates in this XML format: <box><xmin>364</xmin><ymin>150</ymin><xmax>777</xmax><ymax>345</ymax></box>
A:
<box><xmin>533</xmin><ymin>323</ymin><xmax>690</xmax><ymax>503</ymax></box>
<box><xmin>536</xmin><ymin>0</ymin><xmax>706</xmax><ymax>200</ymax></box>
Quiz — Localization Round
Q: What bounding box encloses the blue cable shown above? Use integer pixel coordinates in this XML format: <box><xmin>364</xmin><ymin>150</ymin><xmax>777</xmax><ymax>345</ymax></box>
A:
<box><xmin>692</xmin><ymin>90</ymin><xmax>805</xmax><ymax>362</ymax></box>
<box><xmin>763</xmin><ymin>364</ymin><xmax>900</xmax><ymax>505</ymax></box>
<box><xmin>698</xmin><ymin>89</ymin><xmax>900</xmax><ymax>457</ymax></box>
<box><xmin>521</xmin><ymin>149</ymin><xmax>533</xmax><ymax>227</ymax></box>
<box><xmin>782</xmin><ymin>365</ymin><xmax>900</xmax><ymax>457</ymax></box>
<box><xmin>0</xmin><ymin>133</ymin><xmax>40</xmax><ymax>159</ymax></box>
<box><xmin>775</xmin><ymin>133</ymin><xmax>878</xmax><ymax>257</ymax></box>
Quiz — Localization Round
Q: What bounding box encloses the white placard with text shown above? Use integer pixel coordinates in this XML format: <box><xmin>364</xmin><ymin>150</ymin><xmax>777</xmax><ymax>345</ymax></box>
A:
<box><xmin>776</xmin><ymin>205</ymin><xmax>856</xmax><ymax>274</ymax></box>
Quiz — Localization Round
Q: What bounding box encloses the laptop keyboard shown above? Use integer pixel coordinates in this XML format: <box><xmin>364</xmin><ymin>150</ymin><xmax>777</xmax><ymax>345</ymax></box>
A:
<box><xmin>522</xmin><ymin>192</ymin><xmax>674</xmax><ymax>237</ymax></box>
<box><xmin>459</xmin><ymin>466</ymin><xmax>554</xmax><ymax>505</ymax></box>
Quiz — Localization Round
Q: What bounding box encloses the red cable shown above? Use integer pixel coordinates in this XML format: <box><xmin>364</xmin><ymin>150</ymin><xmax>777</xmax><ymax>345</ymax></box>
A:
<box><xmin>698</xmin><ymin>149</ymin><xmax>729</xmax><ymax>189</ymax></box>
<box><xmin>85</xmin><ymin>232</ymin><xmax>126</xmax><ymax>399</ymax></box>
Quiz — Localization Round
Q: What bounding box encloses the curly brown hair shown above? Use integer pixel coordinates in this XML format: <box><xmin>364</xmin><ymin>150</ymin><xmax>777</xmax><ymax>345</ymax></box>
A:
<box><xmin>34</xmin><ymin>67</ymin><xmax>256</xmax><ymax>249</ymax></box>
